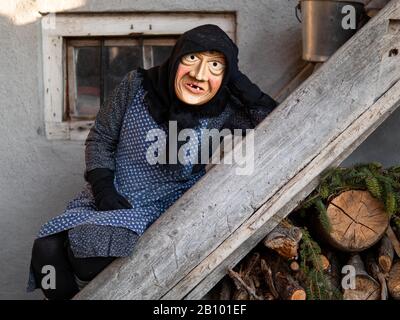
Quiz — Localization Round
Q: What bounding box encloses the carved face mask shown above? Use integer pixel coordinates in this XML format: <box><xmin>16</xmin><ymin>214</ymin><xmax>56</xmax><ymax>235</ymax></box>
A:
<box><xmin>139</xmin><ymin>24</ymin><xmax>239</xmax><ymax>128</ymax></box>
<box><xmin>174</xmin><ymin>51</ymin><xmax>226</xmax><ymax>105</ymax></box>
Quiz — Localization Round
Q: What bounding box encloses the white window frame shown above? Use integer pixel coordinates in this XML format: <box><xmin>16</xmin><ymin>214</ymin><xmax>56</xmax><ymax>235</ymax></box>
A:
<box><xmin>41</xmin><ymin>12</ymin><xmax>236</xmax><ymax>140</ymax></box>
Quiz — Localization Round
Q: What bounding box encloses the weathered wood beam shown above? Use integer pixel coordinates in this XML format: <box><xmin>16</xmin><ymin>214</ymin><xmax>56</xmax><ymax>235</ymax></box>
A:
<box><xmin>181</xmin><ymin>80</ymin><xmax>400</xmax><ymax>300</ymax></box>
<box><xmin>74</xmin><ymin>0</ymin><xmax>400</xmax><ymax>300</ymax></box>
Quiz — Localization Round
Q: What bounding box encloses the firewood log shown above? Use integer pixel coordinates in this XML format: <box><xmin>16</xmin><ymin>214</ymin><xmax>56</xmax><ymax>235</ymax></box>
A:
<box><xmin>260</xmin><ymin>258</ymin><xmax>279</xmax><ymax>299</ymax></box>
<box><xmin>227</xmin><ymin>269</ymin><xmax>263</xmax><ymax>300</ymax></box>
<box><xmin>324</xmin><ymin>250</ymin><xmax>341</xmax><ymax>292</ymax></box>
<box><xmin>248</xmin><ymin>276</ymin><xmax>257</xmax><ymax>300</ymax></box>
<box><xmin>343</xmin><ymin>254</ymin><xmax>380</xmax><ymax>300</ymax></box>
<box><xmin>388</xmin><ymin>261</ymin><xmax>400</xmax><ymax>300</ymax></box>
<box><xmin>386</xmin><ymin>226</ymin><xmax>400</xmax><ymax>258</ymax></box>
<box><xmin>378</xmin><ymin>235</ymin><xmax>394</xmax><ymax>273</ymax></box>
<box><xmin>365</xmin><ymin>252</ymin><xmax>388</xmax><ymax>300</ymax></box>
<box><xmin>274</xmin><ymin>271</ymin><xmax>306</xmax><ymax>300</ymax></box>
<box><xmin>290</xmin><ymin>261</ymin><xmax>300</xmax><ymax>272</ymax></box>
<box><xmin>259</xmin><ymin>252</ymin><xmax>305</xmax><ymax>299</ymax></box>
<box><xmin>252</xmin><ymin>274</ymin><xmax>261</xmax><ymax>289</ymax></box>
<box><xmin>241</xmin><ymin>252</ymin><xmax>260</xmax><ymax>281</ymax></box>
<box><xmin>262</xmin><ymin>220</ymin><xmax>302</xmax><ymax>259</ymax></box>
<box><xmin>319</xmin><ymin>254</ymin><xmax>330</xmax><ymax>271</ymax></box>
<box><xmin>319</xmin><ymin>190</ymin><xmax>389</xmax><ymax>252</ymax></box>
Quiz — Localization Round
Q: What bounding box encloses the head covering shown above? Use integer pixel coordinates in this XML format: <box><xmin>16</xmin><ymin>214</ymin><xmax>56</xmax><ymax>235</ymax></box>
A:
<box><xmin>137</xmin><ymin>24</ymin><xmax>239</xmax><ymax>129</ymax></box>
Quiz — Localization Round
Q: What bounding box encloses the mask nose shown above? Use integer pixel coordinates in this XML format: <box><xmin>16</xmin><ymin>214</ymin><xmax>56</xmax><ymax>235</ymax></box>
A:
<box><xmin>190</xmin><ymin>59</ymin><xmax>209</xmax><ymax>81</ymax></box>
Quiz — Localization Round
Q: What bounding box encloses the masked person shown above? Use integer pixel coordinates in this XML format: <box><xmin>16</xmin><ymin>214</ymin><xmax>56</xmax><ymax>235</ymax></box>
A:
<box><xmin>27</xmin><ymin>24</ymin><xmax>277</xmax><ymax>300</ymax></box>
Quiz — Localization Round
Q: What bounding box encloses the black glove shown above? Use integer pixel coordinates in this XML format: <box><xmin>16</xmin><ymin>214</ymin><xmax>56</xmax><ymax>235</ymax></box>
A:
<box><xmin>228</xmin><ymin>70</ymin><xmax>266</xmax><ymax>106</ymax></box>
<box><xmin>86</xmin><ymin>168</ymin><xmax>132</xmax><ymax>211</ymax></box>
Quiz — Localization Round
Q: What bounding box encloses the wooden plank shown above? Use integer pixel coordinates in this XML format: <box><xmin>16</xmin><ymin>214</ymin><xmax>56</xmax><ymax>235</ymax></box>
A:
<box><xmin>42</xmin><ymin>33</ymin><xmax>64</xmax><ymax>125</ymax></box>
<box><xmin>273</xmin><ymin>62</ymin><xmax>315</xmax><ymax>103</ymax></box>
<box><xmin>181</xmin><ymin>13</ymin><xmax>400</xmax><ymax>300</ymax></box>
<box><xmin>74</xmin><ymin>0</ymin><xmax>400</xmax><ymax>300</ymax></box>
<box><xmin>180</xmin><ymin>79</ymin><xmax>400</xmax><ymax>300</ymax></box>
<box><xmin>47</xmin><ymin>13</ymin><xmax>236</xmax><ymax>39</ymax></box>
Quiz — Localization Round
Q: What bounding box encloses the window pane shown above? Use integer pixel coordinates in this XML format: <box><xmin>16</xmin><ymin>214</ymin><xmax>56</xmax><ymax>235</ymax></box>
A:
<box><xmin>104</xmin><ymin>46</ymin><xmax>143</xmax><ymax>102</ymax></box>
<box><xmin>152</xmin><ymin>46</ymin><xmax>174</xmax><ymax>66</ymax></box>
<box><xmin>74</xmin><ymin>47</ymin><xmax>101</xmax><ymax>120</ymax></box>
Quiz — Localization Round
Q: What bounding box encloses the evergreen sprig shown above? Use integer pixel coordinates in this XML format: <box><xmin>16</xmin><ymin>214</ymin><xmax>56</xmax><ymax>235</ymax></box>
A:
<box><xmin>299</xmin><ymin>163</ymin><xmax>400</xmax><ymax>232</ymax></box>
<box><xmin>299</xmin><ymin>228</ymin><xmax>342</xmax><ymax>300</ymax></box>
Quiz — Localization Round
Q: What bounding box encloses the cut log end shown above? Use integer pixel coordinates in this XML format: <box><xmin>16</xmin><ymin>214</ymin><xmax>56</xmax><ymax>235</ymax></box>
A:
<box><xmin>343</xmin><ymin>254</ymin><xmax>380</xmax><ymax>300</ymax></box>
<box><xmin>378</xmin><ymin>235</ymin><xmax>394</xmax><ymax>273</ymax></box>
<box><xmin>320</xmin><ymin>254</ymin><xmax>330</xmax><ymax>271</ymax></box>
<box><xmin>274</xmin><ymin>271</ymin><xmax>306</xmax><ymax>300</ymax></box>
<box><xmin>343</xmin><ymin>276</ymin><xmax>381</xmax><ymax>300</ymax></box>
<box><xmin>323</xmin><ymin>190</ymin><xmax>389</xmax><ymax>252</ymax></box>
<box><xmin>291</xmin><ymin>290</ymin><xmax>307</xmax><ymax>300</ymax></box>
<box><xmin>290</xmin><ymin>261</ymin><xmax>300</xmax><ymax>272</ymax></box>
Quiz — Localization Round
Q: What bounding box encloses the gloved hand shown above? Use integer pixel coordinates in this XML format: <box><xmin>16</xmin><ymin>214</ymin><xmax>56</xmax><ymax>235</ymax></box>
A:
<box><xmin>228</xmin><ymin>70</ymin><xmax>265</xmax><ymax>106</ymax></box>
<box><xmin>86</xmin><ymin>168</ymin><xmax>132</xmax><ymax>211</ymax></box>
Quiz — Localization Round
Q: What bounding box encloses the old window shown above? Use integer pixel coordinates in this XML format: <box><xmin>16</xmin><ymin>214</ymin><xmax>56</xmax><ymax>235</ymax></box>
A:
<box><xmin>41</xmin><ymin>13</ymin><xmax>236</xmax><ymax>140</ymax></box>
<box><xmin>66</xmin><ymin>37</ymin><xmax>176</xmax><ymax>121</ymax></box>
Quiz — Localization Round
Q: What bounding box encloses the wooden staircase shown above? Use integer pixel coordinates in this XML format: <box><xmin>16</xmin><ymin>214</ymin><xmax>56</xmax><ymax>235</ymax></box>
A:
<box><xmin>74</xmin><ymin>0</ymin><xmax>400</xmax><ymax>300</ymax></box>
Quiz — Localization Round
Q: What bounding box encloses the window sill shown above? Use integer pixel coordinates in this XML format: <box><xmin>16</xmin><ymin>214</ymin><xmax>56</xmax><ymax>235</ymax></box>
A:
<box><xmin>46</xmin><ymin>120</ymin><xmax>94</xmax><ymax>140</ymax></box>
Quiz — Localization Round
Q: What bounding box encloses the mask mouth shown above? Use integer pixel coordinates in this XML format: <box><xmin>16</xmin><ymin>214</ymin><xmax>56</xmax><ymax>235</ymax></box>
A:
<box><xmin>185</xmin><ymin>81</ymin><xmax>206</xmax><ymax>92</ymax></box>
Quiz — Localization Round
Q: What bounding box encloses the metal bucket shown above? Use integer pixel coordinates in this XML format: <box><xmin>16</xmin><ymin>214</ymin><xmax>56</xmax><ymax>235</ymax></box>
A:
<box><xmin>298</xmin><ymin>0</ymin><xmax>365</xmax><ymax>62</ymax></box>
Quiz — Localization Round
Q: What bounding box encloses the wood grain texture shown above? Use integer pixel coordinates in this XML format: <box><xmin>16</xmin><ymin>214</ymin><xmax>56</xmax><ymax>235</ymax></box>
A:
<box><xmin>378</xmin><ymin>235</ymin><xmax>394</xmax><ymax>273</ymax></box>
<box><xmin>343</xmin><ymin>255</ymin><xmax>380</xmax><ymax>300</ymax></box>
<box><xmin>180</xmin><ymin>76</ymin><xmax>400</xmax><ymax>299</ymax></box>
<box><xmin>74</xmin><ymin>0</ymin><xmax>400</xmax><ymax>300</ymax></box>
<box><xmin>262</xmin><ymin>220</ymin><xmax>302</xmax><ymax>259</ymax></box>
<box><xmin>324</xmin><ymin>190</ymin><xmax>389</xmax><ymax>252</ymax></box>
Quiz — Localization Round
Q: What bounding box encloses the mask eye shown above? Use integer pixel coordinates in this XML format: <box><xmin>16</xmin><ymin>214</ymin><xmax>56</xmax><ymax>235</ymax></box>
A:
<box><xmin>182</xmin><ymin>54</ymin><xmax>199</xmax><ymax>64</ymax></box>
<box><xmin>208</xmin><ymin>60</ymin><xmax>225</xmax><ymax>72</ymax></box>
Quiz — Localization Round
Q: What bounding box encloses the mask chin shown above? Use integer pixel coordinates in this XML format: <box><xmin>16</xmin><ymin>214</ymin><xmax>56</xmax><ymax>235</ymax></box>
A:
<box><xmin>174</xmin><ymin>75</ymin><xmax>223</xmax><ymax>106</ymax></box>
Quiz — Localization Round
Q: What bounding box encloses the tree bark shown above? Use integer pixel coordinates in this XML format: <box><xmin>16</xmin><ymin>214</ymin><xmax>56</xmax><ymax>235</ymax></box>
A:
<box><xmin>227</xmin><ymin>269</ymin><xmax>263</xmax><ymax>300</ymax></box>
<box><xmin>260</xmin><ymin>258</ymin><xmax>279</xmax><ymax>299</ymax></box>
<box><xmin>262</xmin><ymin>220</ymin><xmax>303</xmax><ymax>259</ymax></box>
<box><xmin>378</xmin><ymin>235</ymin><xmax>394</xmax><ymax>274</ymax></box>
<box><xmin>365</xmin><ymin>252</ymin><xmax>388</xmax><ymax>300</ymax></box>
<box><xmin>324</xmin><ymin>250</ymin><xmax>341</xmax><ymax>292</ymax></box>
<box><xmin>274</xmin><ymin>271</ymin><xmax>306</xmax><ymax>300</ymax></box>
<box><xmin>386</xmin><ymin>226</ymin><xmax>400</xmax><ymax>258</ymax></box>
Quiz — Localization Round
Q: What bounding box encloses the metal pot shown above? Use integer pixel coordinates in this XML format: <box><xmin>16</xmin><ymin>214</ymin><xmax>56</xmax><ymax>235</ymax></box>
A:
<box><xmin>297</xmin><ymin>0</ymin><xmax>365</xmax><ymax>62</ymax></box>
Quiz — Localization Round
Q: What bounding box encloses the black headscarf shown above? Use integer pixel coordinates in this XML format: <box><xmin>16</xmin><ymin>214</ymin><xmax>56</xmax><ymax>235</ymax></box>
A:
<box><xmin>137</xmin><ymin>24</ymin><xmax>239</xmax><ymax>129</ymax></box>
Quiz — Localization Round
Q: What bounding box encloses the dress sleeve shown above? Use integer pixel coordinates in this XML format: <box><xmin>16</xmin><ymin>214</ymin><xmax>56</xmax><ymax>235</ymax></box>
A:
<box><xmin>224</xmin><ymin>91</ymin><xmax>278</xmax><ymax>131</ymax></box>
<box><xmin>84</xmin><ymin>70</ymin><xmax>137</xmax><ymax>180</ymax></box>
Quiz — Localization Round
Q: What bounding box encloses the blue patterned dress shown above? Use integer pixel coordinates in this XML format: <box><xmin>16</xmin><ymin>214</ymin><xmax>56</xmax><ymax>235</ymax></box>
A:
<box><xmin>38</xmin><ymin>85</ymin><xmax>206</xmax><ymax>240</ymax></box>
<box><xmin>27</xmin><ymin>70</ymin><xmax>276</xmax><ymax>292</ymax></box>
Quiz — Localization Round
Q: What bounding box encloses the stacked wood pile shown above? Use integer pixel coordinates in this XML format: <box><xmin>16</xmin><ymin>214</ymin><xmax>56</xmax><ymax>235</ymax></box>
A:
<box><xmin>208</xmin><ymin>164</ymin><xmax>400</xmax><ymax>300</ymax></box>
